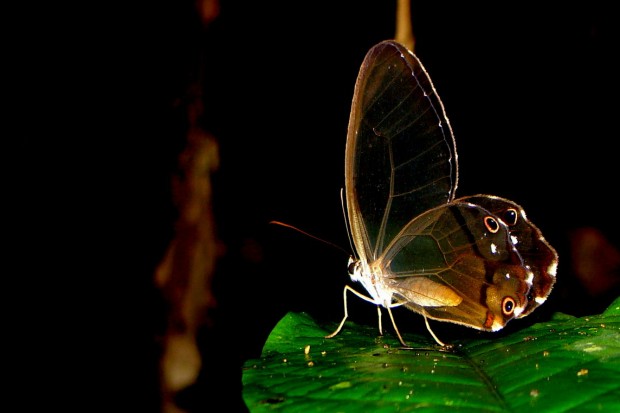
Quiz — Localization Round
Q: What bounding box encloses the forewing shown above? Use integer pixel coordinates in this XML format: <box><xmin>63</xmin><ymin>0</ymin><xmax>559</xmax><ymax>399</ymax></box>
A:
<box><xmin>345</xmin><ymin>40</ymin><xmax>457</xmax><ymax>263</ymax></box>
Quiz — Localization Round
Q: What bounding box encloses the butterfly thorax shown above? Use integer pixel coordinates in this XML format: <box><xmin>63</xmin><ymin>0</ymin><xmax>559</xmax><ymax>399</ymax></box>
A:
<box><xmin>348</xmin><ymin>256</ymin><xmax>394</xmax><ymax>308</ymax></box>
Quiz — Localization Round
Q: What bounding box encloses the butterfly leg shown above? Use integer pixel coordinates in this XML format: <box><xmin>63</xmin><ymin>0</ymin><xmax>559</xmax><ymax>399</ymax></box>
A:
<box><xmin>325</xmin><ymin>285</ymin><xmax>379</xmax><ymax>339</ymax></box>
<box><xmin>386</xmin><ymin>305</ymin><xmax>410</xmax><ymax>348</ymax></box>
<box><xmin>423</xmin><ymin>313</ymin><xmax>446</xmax><ymax>347</ymax></box>
<box><xmin>376</xmin><ymin>305</ymin><xmax>383</xmax><ymax>335</ymax></box>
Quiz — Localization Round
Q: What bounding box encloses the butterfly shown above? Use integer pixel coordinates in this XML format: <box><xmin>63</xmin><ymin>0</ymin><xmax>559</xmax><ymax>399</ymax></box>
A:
<box><xmin>325</xmin><ymin>40</ymin><xmax>558</xmax><ymax>347</ymax></box>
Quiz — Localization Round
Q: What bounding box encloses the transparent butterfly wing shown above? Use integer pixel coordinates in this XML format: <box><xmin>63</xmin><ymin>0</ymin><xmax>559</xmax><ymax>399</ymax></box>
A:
<box><xmin>345</xmin><ymin>40</ymin><xmax>458</xmax><ymax>264</ymax></box>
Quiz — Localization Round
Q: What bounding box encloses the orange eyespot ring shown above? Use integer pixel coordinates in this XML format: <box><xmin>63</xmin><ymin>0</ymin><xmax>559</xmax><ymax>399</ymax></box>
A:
<box><xmin>484</xmin><ymin>216</ymin><xmax>500</xmax><ymax>233</ymax></box>
<box><xmin>503</xmin><ymin>208</ymin><xmax>518</xmax><ymax>226</ymax></box>
<box><xmin>502</xmin><ymin>296</ymin><xmax>516</xmax><ymax>316</ymax></box>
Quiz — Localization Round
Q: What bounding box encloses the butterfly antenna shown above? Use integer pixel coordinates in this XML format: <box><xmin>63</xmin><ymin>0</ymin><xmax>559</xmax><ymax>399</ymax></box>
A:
<box><xmin>340</xmin><ymin>188</ymin><xmax>358</xmax><ymax>260</ymax></box>
<box><xmin>269</xmin><ymin>220</ymin><xmax>350</xmax><ymax>256</ymax></box>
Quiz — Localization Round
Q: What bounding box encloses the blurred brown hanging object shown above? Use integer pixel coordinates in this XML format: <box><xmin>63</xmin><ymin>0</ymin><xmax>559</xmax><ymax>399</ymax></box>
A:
<box><xmin>154</xmin><ymin>83</ymin><xmax>221</xmax><ymax>410</ymax></box>
<box><xmin>395</xmin><ymin>0</ymin><xmax>415</xmax><ymax>52</ymax></box>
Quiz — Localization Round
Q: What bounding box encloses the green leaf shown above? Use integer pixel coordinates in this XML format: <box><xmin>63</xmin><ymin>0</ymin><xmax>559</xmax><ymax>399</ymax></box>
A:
<box><xmin>243</xmin><ymin>297</ymin><xmax>620</xmax><ymax>412</ymax></box>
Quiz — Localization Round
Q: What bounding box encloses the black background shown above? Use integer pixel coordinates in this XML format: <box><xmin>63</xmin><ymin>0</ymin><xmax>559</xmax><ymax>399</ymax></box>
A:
<box><xmin>14</xmin><ymin>1</ymin><xmax>618</xmax><ymax>412</ymax></box>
